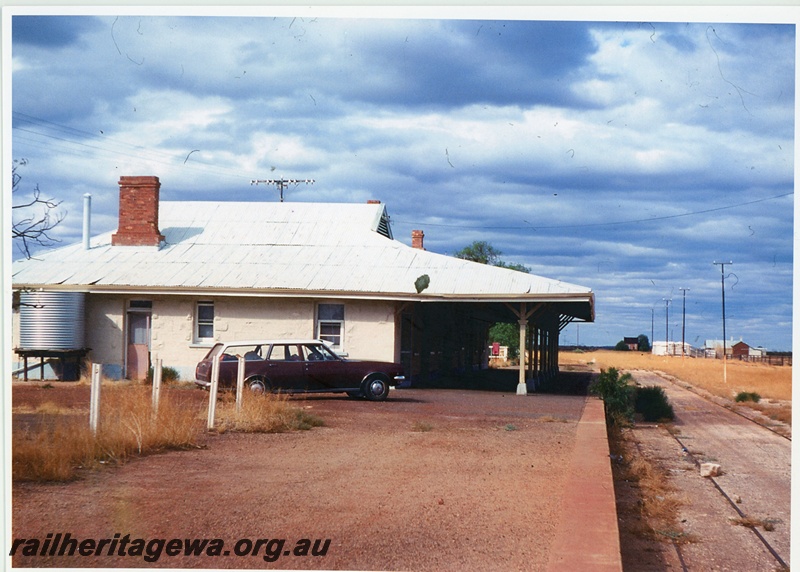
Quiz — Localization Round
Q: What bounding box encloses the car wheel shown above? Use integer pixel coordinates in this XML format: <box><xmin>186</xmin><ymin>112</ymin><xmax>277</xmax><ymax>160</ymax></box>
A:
<box><xmin>247</xmin><ymin>378</ymin><xmax>270</xmax><ymax>395</ymax></box>
<box><xmin>363</xmin><ymin>375</ymin><xmax>389</xmax><ymax>401</ymax></box>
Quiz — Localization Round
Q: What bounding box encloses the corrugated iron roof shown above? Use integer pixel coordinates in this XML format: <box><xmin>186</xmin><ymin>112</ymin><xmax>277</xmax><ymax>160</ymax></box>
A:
<box><xmin>12</xmin><ymin>201</ymin><xmax>594</xmax><ymax>318</ymax></box>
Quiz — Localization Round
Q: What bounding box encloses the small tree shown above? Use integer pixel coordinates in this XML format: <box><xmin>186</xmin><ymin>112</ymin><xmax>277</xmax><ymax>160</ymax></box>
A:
<box><xmin>489</xmin><ymin>322</ymin><xmax>519</xmax><ymax>358</ymax></box>
<box><xmin>456</xmin><ymin>240</ymin><xmax>531</xmax><ymax>359</ymax></box>
<box><xmin>614</xmin><ymin>340</ymin><xmax>631</xmax><ymax>351</ymax></box>
<box><xmin>454</xmin><ymin>240</ymin><xmax>501</xmax><ymax>265</ymax></box>
<box><xmin>590</xmin><ymin>367</ymin><xmax>635</xmax><ymax>425</ymax></box>
<box><xmin>495</xmin><ymin>260</ymin><xmax>532</xmax><ymax>273</ymax></box>
<box><xmin>637</xmin><ymin>334</ymin><xmax>651</xmax><ymax>352</ymax></box>
<box><xmin>12</xmin><ymin>159</ymin><xmax>65</xmax><ymax>258</ymax></box>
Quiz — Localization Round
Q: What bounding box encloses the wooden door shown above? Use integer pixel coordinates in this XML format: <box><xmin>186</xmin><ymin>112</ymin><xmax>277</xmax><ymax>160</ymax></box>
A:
<box><xmin>126</xmin><ymin>312</ymin><xmax>151</xmax><ymax>380</ymax></box>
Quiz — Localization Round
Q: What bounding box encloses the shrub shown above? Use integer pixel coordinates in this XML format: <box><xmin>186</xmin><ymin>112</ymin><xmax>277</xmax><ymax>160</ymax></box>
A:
<box><xmin>735</xmin><ymin>391</ymin><xmax>761</xmax><ymax>403</ymax></box>
<box><xmin>634</xmin><ymin>386</ymin><xmax>675</xmax><ymax>422</ymax></box>
<box><xmin>590</xmin><ymin>367</ymin><xmax>635</xmax><ymax>425</ymax></box>
<box><xmin>146</xmin><ymin>365</ymin><xmax>181</xmax><ymax>385</ymax></box>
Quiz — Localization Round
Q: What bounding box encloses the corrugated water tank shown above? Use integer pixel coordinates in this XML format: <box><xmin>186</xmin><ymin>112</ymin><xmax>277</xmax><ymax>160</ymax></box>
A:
<box><xmin>19</xmin><ymin>291</ymin><xmax>86</xmax><ymax>350</ymax></box>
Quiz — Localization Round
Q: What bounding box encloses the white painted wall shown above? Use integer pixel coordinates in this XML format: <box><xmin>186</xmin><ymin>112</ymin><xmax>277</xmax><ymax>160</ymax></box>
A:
<box><xmin>13</xmin><ymin>294</ymin><xmax>400</xmax><ymax>381</ymax></box>
<box><xmin>339</xmin><ymin>299</ymin><xmax>398</xmax><ymax>361</ymax></box>
<box><xmin>11</xmin><ymin>293</ymin><xmax>401</xmax><ymax>381</ymax></box>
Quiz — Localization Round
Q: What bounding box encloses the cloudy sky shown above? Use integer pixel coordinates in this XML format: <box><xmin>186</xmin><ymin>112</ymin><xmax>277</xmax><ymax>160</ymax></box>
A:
<box><xmin>6</xmin><ymin>7</ymin><xmax>796</xmax><ymax>350</ymax></box>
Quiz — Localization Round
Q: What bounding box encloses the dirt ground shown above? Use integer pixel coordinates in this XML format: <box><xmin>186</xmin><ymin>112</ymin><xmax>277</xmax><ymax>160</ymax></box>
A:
<box><xmin>9</xmin><ymin>366</ymin><xmax>791</xmax><ymax>571</ymax></box>
<box><xmin>609</xmin><ymin>369</ymin><xmax>791</xmax><ymax>572</ymax></box>
<box><xmin>624</xmin><ymin>370</ymin><xmax>790</xmax><ymax>571</ymax></box>
<box><xmin>10</xmin><ymin>375</ymin><xmax>592</xmax><ymax>570</ymax></box>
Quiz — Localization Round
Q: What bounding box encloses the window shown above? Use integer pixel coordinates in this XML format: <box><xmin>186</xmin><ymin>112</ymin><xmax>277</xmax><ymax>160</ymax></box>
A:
<box><xmin>127</xmin><ymin>300</ymin><xmax>152</xmax><ymax>346</ymax></box>
<box><xmin>317</xmin><ymin>303</ymin><xmax>344</xmax><ymax>350</ymax></box>
<box><xmin>268</xmin><ymin>344</ymin><xmax>303</xmax><ymax>362</ymax></box>
<box><xmin>196</xmin><ymin>301</ymin><xmax>214</xmax><ymax>342</ymax></box>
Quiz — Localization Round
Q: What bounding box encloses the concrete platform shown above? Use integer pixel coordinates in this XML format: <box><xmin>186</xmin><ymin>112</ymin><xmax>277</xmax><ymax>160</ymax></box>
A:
<box><xmin>547</xmin><ymin>397</ymin><xmax>623</xmax><ymax>571</ymax></box>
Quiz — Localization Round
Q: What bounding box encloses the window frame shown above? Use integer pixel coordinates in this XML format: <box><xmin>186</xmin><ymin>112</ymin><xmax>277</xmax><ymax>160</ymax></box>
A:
<box><xmin>195</xmin><ymin>301</ymin><xmax>215</xmax><ymax>343</ymax></box>
<box><xmin>316</xmin><ymin>303</ymin><xmax>345</xmax><ymax>351</ymax></box>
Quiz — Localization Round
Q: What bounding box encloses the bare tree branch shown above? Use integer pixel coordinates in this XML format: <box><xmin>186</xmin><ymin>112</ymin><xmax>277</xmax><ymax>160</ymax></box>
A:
<box><xmin>12</xmin><ymin>159</ymin><xmax>66</xmax><ymax>259</ymax></box>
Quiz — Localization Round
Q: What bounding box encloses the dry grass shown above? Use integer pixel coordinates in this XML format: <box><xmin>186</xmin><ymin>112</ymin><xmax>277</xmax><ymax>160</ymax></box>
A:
<box><xmin>730</xmin><ymin>516</ymin><xmax>779</xmax><ymax>532</ymax></box>
<box><xmin>561</xmin><ymin>350</ymin><xmax>791</xmax><ymax>402</ymax></box>
<box><xmin>537</xmin><ymin>415</ymin><xmax>570</xmax><ymax>423</ymax></box>
<box><xmin>410</xmin><ymin>421</ymin><xmax>434</xmax><ymax>432</ymax></box>
<box><xmin>214</xmin><ymin>391</ymin><xmax>324</xmax><ymax>433</ymax></box>
<box><xmin>610</xmin><ymin>426</ymin><xmax>689</xmax><ymax>543</ymax></box>
<box><xmin>744</xmin><ymin>402</ymin><xmax>792</xmax><ymax>426</ymax></box>
<box><xmin>13</xmin><ymin>384</ymin><xmax>327</xmax><ymax>482</ymax></box>
<box><xmin>13</xmin><ymin>385</ymin><xmax>205</xmax><ymax>482</ymax></box>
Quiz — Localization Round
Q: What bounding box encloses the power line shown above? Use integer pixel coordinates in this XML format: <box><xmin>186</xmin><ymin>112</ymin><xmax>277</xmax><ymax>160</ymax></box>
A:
<box><xmin>12</xmin><ymin>111</ymin><xmax>257</xmax><ymax>183</ymax></box>
<box><xmin>394</xmin><ymin>192</ymin><xmax>793</xmax><ymax>231</ymax></box>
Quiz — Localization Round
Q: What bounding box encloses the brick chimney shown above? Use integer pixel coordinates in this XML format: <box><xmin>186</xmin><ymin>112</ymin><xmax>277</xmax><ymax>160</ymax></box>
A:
<box><xmin>111</xmin><ymin>176</ymin><xmax>165</xmax><ymax>247</ymax></box>
<box><xmin>412</xmin><ymin>230</ymin><xmax>425</xmax><ymax>250</ymax></box>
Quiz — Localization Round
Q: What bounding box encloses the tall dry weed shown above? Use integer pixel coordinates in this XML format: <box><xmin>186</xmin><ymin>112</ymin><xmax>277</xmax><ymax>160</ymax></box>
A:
<box><xmin>12</xmin><ymin>384</ymin><xmax>204</xmax><ymax>482</ymax></box>
<box><xmin>215</xmin><ymin>391</ymin><xmax>324</xmax><ymax>433</ymax></box>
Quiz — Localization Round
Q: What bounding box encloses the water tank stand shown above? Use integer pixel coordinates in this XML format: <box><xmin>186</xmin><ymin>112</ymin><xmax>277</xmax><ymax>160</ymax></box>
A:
<box><xmin>14</xmin><ymin>348</ymin><xmax>91</xmax><ymax>382</ymax></box>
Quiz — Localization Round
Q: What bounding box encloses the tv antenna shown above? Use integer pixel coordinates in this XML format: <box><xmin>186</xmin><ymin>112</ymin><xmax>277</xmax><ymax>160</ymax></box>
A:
<box><xmin>250</xmin><ymin>178</ymin><xmax>315</xmax><ymax>202</ymax></box>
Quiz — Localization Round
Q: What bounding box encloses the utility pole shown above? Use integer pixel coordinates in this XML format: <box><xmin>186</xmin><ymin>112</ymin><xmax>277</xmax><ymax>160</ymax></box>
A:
<box><xmin>651</xmin><ymin>307</ymin><xmax>654</xmax><ymax>353</ymax></box>
<box><xmin>679</xmin><ymin>287</ymin><xmax>690</xmax><ymax>360</ymax></box>
<box><xmin>663</xmin><ymin>298</ymin><xmax>671</xmax><ymax>355</ymax></box>
<box><xmin>251</xmin><ymin>178</ymin><xmax>315</xmax><ymax>202</ymax></box>
<box><xmin>713</xmin><ymin>261</ymin><xmax>732</xmax><ymax>383</ymax></box>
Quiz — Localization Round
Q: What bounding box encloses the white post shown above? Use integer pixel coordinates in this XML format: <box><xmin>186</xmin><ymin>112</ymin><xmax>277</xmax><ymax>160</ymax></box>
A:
<box><xmin>89</xmin><ymin>363</ymin><xmax>102</xmax><ymax>435</ymax></box>
<box><xmin>517</xmin><ymin>318</ymin><xmax>528</xmax><ymax>395</ymax></box>
<box><xmin>151</xmin><ymin>357</ymin><xmax>162</xmax><ymax>416</ymax></box>
<box><xmin>207</xmin><ymin>355</ymin><xmax>220</xmax><ymax>430</ymax></box>
<box><xmin>235</xmin><ymin>355</ymin><xmax>246</xmax><ymax>414</ymax></box>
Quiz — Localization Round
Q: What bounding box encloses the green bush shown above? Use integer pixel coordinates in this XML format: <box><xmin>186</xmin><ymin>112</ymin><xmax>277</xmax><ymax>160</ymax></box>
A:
<box><xmin>634</xmin><ymin>386</ymin><xmax>675</xmax><ymax>422</ymax></box>
<box><xmin>590</xmin><ymin>367</ymin><xmax>634</xmax><ymax>425</ymax></box>
<box><xmin>146</xmin><ymin>365</ymin><xmax>181</xmax><ymax>385</ymax></box>
<box><xmin>735</xmin><ymin>391</ymin><xmax>761</xmax><ymax>403</ymax></box>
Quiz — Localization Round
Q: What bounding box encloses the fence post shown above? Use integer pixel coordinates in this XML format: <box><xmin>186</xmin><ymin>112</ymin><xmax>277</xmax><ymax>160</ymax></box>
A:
<box><xmin>207</xmin><ymin>355</ymin><xmax>220</xmax><ymax>430</ymax></box>
<box><xmin>236</xmin><ymin>355</ymin><xmax>246</xmax><ymax>414</ymax></box>
<box><xmin>152</xmin><ymin>357</ymin><xmax>163</xmax><ymax>416</ymax></box>
<box><xmin>89</xmin><ymin>363</ymin><xmax>102</xmax><ymax>435</ymax></box>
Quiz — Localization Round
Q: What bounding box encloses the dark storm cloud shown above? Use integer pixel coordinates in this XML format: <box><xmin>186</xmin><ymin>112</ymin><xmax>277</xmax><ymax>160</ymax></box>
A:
<box><xmin>335</xmin><ymin>19</ymin><xmax>599</xmax><ymax>109</ymax></box>
<box><xmin>8</xmin><ymin>10</ymin><xmax>795</xmax><ymax>349</ymax></box>
<box><xmin>12</xmin><ymin>15</ymin><xmax>100</xmax><ymax>47</ymax></box>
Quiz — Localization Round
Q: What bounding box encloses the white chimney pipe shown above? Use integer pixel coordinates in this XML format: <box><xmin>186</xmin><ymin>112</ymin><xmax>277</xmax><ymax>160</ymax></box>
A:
<box><xmin>82</xmin><ymin>193</ymin><xmax>91</xmax><ymax>250</ymax></box>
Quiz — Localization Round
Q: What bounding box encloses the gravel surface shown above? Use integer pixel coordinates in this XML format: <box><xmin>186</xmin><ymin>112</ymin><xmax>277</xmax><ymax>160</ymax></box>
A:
<box><xmin>11</xmin><ymin>382</ymin><xmax>589</xmax><ymax>570</ymax></box>
<box><xmin>620</xmin><ymin>370</ymin><xmax>791</xmax><ymax>571</ymax></box>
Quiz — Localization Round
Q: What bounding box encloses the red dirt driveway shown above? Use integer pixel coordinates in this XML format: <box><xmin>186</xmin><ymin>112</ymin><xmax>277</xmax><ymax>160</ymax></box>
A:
<box><xmin>10</xmin><ymin>381</ymin><xmax>621</xmax><ymax>570</ymax></box>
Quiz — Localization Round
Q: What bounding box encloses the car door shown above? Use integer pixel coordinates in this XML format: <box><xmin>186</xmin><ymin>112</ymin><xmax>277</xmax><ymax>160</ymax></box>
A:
<box><xmin>303</xmin><ymin>343</ymin><xmax>350</xmax><ymax>390</ymax></box>
<box><xmin>266</xmin><ymin>344</ymin><xmax>308</xmax><ymax>391</ymax></box>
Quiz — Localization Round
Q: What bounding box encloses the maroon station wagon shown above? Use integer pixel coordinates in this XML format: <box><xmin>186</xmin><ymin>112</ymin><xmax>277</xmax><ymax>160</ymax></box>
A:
<box><xmin>195</xmin><ymin>339</ymin><xmax>405</xmax><ymax>401</ymax></box>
